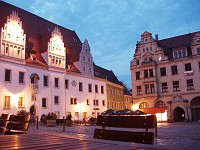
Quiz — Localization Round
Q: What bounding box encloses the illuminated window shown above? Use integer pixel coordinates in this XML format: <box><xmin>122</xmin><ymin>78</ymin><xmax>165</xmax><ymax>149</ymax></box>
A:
<box><xmin>18</xmin><ymin>96</ymin><xmax>24</xmax><ymax>108</ymax></box>
<box><xmin>139</xmin><ymin>102</ymin><xmax>150</xmax><ymax>109</ymax></box>
<box><xmin>4</xmin><ymin>96</ymin><xmax>11</xmax><ymax>108</ymax></box>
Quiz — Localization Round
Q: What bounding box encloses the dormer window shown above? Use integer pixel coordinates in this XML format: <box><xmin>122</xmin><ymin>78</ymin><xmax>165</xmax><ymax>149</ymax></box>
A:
<box><xmin>173</xmin><ymin>50</ymin><xmax>187</xmax><ymax>59</ymax></box>
<box><xmin>145</xmin><ymin>39</ymin><xmax>148</xmax><ymax>43</ymax></box>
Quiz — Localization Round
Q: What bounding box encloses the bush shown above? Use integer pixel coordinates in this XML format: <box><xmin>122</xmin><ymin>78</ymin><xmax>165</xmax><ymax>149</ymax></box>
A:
<box><xmin>16</xmin><ymin>109</ymin><xmax>30</xmax><ymax>116</ymax></box>
<box><xmin>45</xmin><ymin>112</ymin><xmax>57</xmax><ymax>120</ymax></box>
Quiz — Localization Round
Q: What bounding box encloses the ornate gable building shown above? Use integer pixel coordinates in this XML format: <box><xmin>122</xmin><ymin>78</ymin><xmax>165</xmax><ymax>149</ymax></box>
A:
<box><xmin>0</xmin><ymin>1</ymin><xmax>123</xmax><ymax>121</ymax></box>
<box><xmin>130</xmin><ymin>31</ymin><xmax>200</xmax><ymax>122</ymax></box>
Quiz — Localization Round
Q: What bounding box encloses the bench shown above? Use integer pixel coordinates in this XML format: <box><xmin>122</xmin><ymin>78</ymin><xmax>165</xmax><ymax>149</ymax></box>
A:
<box><xmin>0</xmin><ymin>114</ymin><xmax>31</xmax><ymax>135</ymax></box>
<box><xmin>93</xmin><ymin>115</ymin><xmax>157</xmax><ymax>144</ymax></box>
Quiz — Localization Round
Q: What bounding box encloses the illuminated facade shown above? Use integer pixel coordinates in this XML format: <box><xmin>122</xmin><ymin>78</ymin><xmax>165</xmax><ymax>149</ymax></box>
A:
<box><xmin>130</xmin><ymin>31</ymin><xmax>200</xmax><ymax>122</ymax></box>
<box><xmin>0</xmin><ymin>2</ymin><xmax>122</xmax><ymax>120</ymax></box>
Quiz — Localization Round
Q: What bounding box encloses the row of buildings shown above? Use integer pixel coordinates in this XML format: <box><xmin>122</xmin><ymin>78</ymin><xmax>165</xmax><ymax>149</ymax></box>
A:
<box><xmin>1</xmin><ymin>2</ymin><xmax>200</xmax><ymax>122</ymax></box>
<box><xmin>0</xmin><ymin>1</ymin><xmax>132</xmax><ymax>121</ymax></box>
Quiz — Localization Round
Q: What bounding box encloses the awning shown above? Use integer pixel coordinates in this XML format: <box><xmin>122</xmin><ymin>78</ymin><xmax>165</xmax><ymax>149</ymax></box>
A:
<box><xmin>140</xmin><ymin>106</ymin><xmax>167</xmax><ymax>115</ymax></box>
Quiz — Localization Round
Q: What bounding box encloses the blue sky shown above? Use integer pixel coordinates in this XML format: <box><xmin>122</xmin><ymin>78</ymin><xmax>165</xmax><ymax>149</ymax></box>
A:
<box><xmin>4</xmin><ymin>0</ymin><xmax>200</xmax><ymax>88</ymax></box>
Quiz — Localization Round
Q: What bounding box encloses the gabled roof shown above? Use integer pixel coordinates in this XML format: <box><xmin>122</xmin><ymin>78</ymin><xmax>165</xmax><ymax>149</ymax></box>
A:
<box><xmin>0</xmin><ymin>1</ymin><xmax>82</xmax><ymax>66</ymax></box>
<box><xmin>157</xmin><ymin>32</ymin><xmax>198</xmax><ymax>59</ymax></box>
<box><xmin>124</xmin><ymin>85</ymin><xmax>132</xmax><ymax>96</ymax></box>
<box><xmin>94</xmin><ymin>64</ymin><xmax>123</xmax><ymax>86</ymax></box>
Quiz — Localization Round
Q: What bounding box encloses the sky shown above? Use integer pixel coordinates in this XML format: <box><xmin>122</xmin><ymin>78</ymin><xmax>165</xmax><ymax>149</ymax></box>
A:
<box><xmin>3</xmin><ymin>0</ymin><xmax>200</xmax><ymax>88</ymax></box>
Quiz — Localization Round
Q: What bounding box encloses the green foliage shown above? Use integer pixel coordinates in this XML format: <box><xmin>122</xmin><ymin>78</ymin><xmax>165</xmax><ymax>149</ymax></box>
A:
<box><xmin>66</xmin><ymin>114</ymin><xmax>72</xmax><ymax>120</ymax></box>
<box><xmin>45</xmin><ymin>112</ymin><xmax>57</xmax><ymax>120</ymax></box>
<box><xmin>16</xmin><ymin>109</ymin><xmax>30</xmax><ymax>116</ymax></box>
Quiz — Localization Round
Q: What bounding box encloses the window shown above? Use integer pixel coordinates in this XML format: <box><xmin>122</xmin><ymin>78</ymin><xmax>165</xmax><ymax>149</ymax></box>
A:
<box><xmin>161</xmin><ymin>82</ymin><xmax>168</xmax><ymax>92</ymax></box>
<box><xmin>43</xmin><ymin>76</ymin><xmax>48</xmax><ymax>87</ymax></box>
<box><xmin>136</xmin><ymin>59</ymin><xmax>139</xmax><ymax>65</ymax></box>
<box><xmin>183</xmin><ymin>50</ymin><xmax>187</xmax><ymax>57</ymax></box>
<box><xmin>70</xmin><ymin>98</ymin><xmax>77</xmax><ymax>105</ymax></box>
<box><xmin>178</xmin><ymin>51</ymin><xmax>182</xmax><ymax>58</ymax></box>
<box><xmin>18</xmin><ymin>96</ymin><xmax>24</xmax><ymax>108</ymax></box>
<box><xmin>155</xmin><ymin>100</ymin><xmax>166</xmax><ymax>107</ymax></box>
<box><xmin>145</xmin><ymin>85</ymin><xmax>150</xmax><ymax>94</ymax></box>
<box><xmin>197</xmin><ymin>48</ymin><xmax>200</xmax><ymax>54</ymax></box>
<box><xmin>19</xmin><ymin>72</ymin><xmax>24</xmax><ymax>84</ymax></box>
<box><xmin>136</xmin><ymin>71</ymin><xmax>140</xmax><ymax>80</ymax></box>
<box><xmin>144</xmin><ymin>70</ymin><xmax>148</xmax><ymax>78</ymax></box>
<box><xmin>4</xmin><ymin>96</ymin><xmax>11</xmax><ymax>108</ymax></box>
<box><xmin>199</xmin><ymin>62</ymin><xmax>200</xmax><ymax>71</ymax></box>
<box><xmin>5</xmin><ymin>69</ymin><xmax>11</xmax><ymax>82</ymax></box>
<box><xmin>171</xmin><ymin>65</ymin><xmax>178</xmax><ymax>75</ymax></box>
<box><xmin>187</xmin><ymin>79</ymin><xmax>194</xmax><ymax>90</ymax></box>
<box><xmin>95</xmin><ymin>85</ymin><xmax>98</xmax><ymax>93</ymax></box>
<box><xmin>79</xmin><ymin>82</ymin><xmax>83</xmax><ymax>91</ymax></box>
<box><xmin>149</xmin><ymin>69</ymin><xmax>153</xmax><ymax>77</ymax></box>
<box><xmin>54</xmin><ymin>96</ymin><xmax>59</xmax><ymax>104</ymax></box>
<box><xmin>150</xmin><ymin>84</ymin><xmax>155</xmax><ymax>93</ymax></box>
<box><xmin>86</xmin><ymin>99</ymin><xmax>90</xmax><ymax>105</ymax></box>
<box><xmin>65</xmin><ymin>79</ymin><xmax>69</xmax><ymax>89</ymax></box>
<box><xmin>173</xmin><ymin>52</ymin><xmax>178</xmax><ymax>59</ymax></box>
<box><xmin>88</xmin><ymin>84</ymin><xmax>92</xmax><ymax>92</ymax></box>
<box><xmin>185</xmin><ymin>63</ymin><xmax>192</xmax><ymax>71</ymax></box>
<box><xmin>173</xmin><ymin>81</ymin><xmax>179</xmax><ymax>91</ymax></box>
<box><xmin>55</xmin><ymin>78</ymin><xmax>59</xmax><ymax>88</ymax></box>
<box><xmin>160</xmin><ymin>67</ymin><xmax>166</xmax><ymax>76</ymax></box>
<box><xmin>42</xmin><ymin>98</ymin><xmax>47</xmax><ymax>108</ymax></box>
<box><xmin>136</xmin><ymin>86</ymin><xmax>142</xmax><ymax>95</ymax></box>
<box><xmin>139</xmin><ymin>102</ymin><xmax>150</xmax><ymax>109</ymax></box>
<box><xmin>93</xmin><ymin>99</ymin><xmax>99</xmax><ymax>106</ymax></box>
<box><xmin>102</xmin><ymin>100</ymin><xmax>105</xmax><ymax>106</ymax></box>
<box><xmin>101</xmin><ymin>86</ymin><xmax>104</xmax><ymax>94</ymax></box>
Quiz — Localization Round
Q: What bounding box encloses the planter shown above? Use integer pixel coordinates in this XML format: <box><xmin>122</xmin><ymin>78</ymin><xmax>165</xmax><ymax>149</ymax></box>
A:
<box><xmin>66</xmin><ymin>120</ymin><xmax>73</xmax><ymax>126</ymax></box>
<box><xmin>46</xmin><ymin>119</ymin><xmax>56</xmax><ymax>127</ymax></box>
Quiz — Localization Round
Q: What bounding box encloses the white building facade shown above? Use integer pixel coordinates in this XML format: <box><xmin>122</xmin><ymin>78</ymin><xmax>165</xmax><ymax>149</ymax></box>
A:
<box><xmin>0</xmin><ymin>3</ymin><xmax>110</xmax><ymax>121</ymax></box>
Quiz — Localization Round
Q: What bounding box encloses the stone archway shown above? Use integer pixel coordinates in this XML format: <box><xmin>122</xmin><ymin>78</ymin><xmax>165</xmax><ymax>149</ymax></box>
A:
<box><xmin>173</xmin><ymin>107</ymin><xmax>185</xmax><ymax>122</ymax></box>
<box><xmin>191</xmin><ymin>96</ymin><xmax>200</xmax><ymax>122</ymax></box>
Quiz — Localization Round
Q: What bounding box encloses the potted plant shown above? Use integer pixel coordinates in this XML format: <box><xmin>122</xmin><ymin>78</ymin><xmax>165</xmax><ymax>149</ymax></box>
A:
<box><xmin>16</xmin><ymin>109</ymin><xmax>30</xmax><ymax>116</ymax></box>
<box><xmin>66</xmin><ymin>114</ymin><xmax>73</xmax><ymax>126</ymax></box>
<box><xmin>45</xmin><ymin>112</ymin><xmax>57</xmax><ymax>127</ymax></box>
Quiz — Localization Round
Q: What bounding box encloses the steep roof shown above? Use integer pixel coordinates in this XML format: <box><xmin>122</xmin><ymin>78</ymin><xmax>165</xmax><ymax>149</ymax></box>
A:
<box><xmin>94</xmin><ymin>64</ymin><xmax>123</xmax><ymax>86</ymax></box>
<box><xmin>124</xmin><ymin>85</ymin><xmax>132</xmax><ymax>96</ymax></box>
<box><xmin>157</xmin><ymin>32</ymin><xmax>198</xmax><ymax>59</ymax></box>
<box><xmin>0</xmin><ymin>1</ymin><xmax>82</xmax><ymax>66</ymax></box>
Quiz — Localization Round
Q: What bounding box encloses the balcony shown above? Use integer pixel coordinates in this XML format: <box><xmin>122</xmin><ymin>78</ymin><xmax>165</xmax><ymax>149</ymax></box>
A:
<box><xmin>29</xmin><ymin>84</ymin><xmax>39</xmax><ymax>94</ymax></box>
<box><xmin>184</xmin><ymin>70</ymin><xmax>194</xmax><ymax>76</ymax></box>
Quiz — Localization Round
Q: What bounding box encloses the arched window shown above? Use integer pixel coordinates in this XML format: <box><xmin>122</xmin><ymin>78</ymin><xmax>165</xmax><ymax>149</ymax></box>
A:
<box><xmin>139</xmin><ymin>102</ymin><xmax>150</xmax><ymax>109</ymax></box>
<box><xmin>154</xmin><ymin>100</ymin><xmax>166</xmax><ymax>107</ymax></box>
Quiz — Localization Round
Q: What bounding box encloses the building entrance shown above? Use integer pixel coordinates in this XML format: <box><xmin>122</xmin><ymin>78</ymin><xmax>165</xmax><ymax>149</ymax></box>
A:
<box><xmin>173</xmin><ymin>107</ymin><xmax>185</xmax><ymax>122</ymax></box>
<box><xmin>191</xmin><ymin>97</ymin><xmax>200</xmax><ymax>122</ymax></box>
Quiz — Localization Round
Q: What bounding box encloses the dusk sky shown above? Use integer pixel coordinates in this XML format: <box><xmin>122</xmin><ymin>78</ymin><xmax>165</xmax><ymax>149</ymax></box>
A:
<box><xmin>4</xmin><ymin>0</ymin><xmax>200</xmax><ymax>88</ymax></box>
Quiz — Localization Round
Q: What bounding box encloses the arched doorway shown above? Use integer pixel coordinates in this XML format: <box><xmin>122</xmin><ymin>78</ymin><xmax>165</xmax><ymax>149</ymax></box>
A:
<box><xmin>30</xmin><ymin>105</ymin><xmax>36</xmax><ymax>122</ymax></box>
<box><xmin>173</xmin><ymin>107</ymin><xmax>185</xmax><ymax>122</ymax></box>
<box><xmin>191</xmin><ymin>96</ymin><xmax>200</xmax><ymax>122</ymax></box>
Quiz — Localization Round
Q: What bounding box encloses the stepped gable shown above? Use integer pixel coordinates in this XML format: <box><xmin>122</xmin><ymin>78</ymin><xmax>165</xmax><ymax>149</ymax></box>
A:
<box><xmin>94</xmin><ymin>64</ymin><xmax>122</xmax><ymax>86</ymax></box>
<box><xmin>157</xmin><ymin>32</ymin><xmax>198</xmax><ymax>59</ymax></box>
<box><xmin>0</xmin><ymin>1</ymin><xmax>82</xmax><ymax>67</ymax></box>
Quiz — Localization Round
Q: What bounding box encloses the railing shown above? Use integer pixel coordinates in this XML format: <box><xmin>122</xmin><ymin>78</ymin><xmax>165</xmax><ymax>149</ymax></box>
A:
<box><xmin>143</xmin><ymin>76</ymin><xmax>157</xmax><ymax>83</ymax></box>
<box><xmin>141</xmin><ymin>60</ymin><xmax>156</xmax><ymax>67</ymax></box>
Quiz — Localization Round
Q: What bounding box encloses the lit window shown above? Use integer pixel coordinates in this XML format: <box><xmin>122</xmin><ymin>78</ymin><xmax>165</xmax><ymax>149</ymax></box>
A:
<box><xmin>4</xmin><ymin>96</ymin><xmax>11</xmax><ymax>108</ymax></box>
<box><xmin>18</xmin><ymin>96</ymin><xmax>24</xmax><ymax>108</ymax></box>
<box><xmin>139</xmin><ymin>102</ymin><xmax>150</xmax><ymax>109</ymax></box>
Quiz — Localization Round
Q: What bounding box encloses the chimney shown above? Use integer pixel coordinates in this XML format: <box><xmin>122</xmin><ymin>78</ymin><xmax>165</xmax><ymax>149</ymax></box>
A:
<box><xmin>155</xmin><ymin>34</ymin><xmax>158</xmax><ymax>41</ymax></box>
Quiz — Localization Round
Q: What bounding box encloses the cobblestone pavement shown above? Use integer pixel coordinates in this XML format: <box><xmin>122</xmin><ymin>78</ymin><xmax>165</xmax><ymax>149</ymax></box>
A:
<box><xmin>28</xmin><ymin>122</ymin><xmax>200</xmax><ymax>149</ymax></box>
